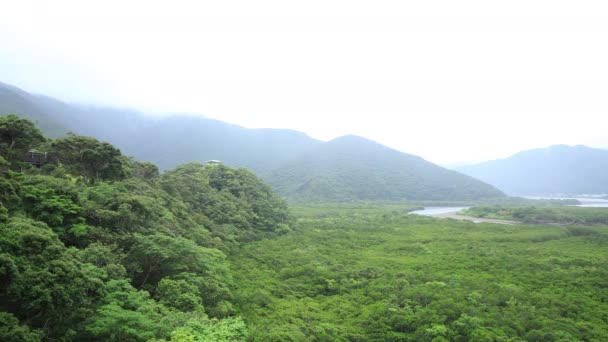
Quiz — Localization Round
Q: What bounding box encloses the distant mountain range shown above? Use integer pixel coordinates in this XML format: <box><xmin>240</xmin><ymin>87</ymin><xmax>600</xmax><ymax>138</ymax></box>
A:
<box><xmin>0</xmin><ymin>81</ymin><xmax>503</xmax><ymax>201</ymax></box>
<box><xmin>456</xmin><ymin>145</ymin><xmax>608</xmax><ymax>196</ymax></box>
<box><xmin>0</xmin><ymin>81</ymin><xmax>321</xmax><ymax>174</ymax></box>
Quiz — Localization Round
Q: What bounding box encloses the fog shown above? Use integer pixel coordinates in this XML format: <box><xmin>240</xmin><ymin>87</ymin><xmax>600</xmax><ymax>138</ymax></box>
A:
<box><xmin>1</xmin><ymin>0</ymin><xmax>607</xmax><ymax>164</ymax></box>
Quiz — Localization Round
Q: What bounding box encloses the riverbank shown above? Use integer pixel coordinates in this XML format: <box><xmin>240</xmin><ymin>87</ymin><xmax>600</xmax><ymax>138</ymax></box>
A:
<box><xmin>433</xmin><ymin>212</ymin><xmax>519</xmax><ymax>225</ymax></box>
<box><xmin>411</xmin><ymin>206</ymin><xmax>519</xmax><ymax>224</ymax></box>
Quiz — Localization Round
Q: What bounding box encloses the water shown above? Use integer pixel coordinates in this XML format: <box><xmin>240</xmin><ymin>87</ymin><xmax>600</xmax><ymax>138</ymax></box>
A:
<box><xmin>572</xmin><ymin>198</ymin><xmax>608</xmax><ymax>207</ymax></box>
<box><xmin>410</xmin><ymin>196</ymin><xmax>608</xmax><ymax>218</ymax></box>
<box><xmin>525</xmin><ymin>196</ymin><xmax>608</xmax><ymax>208</ymax></box>
<box><xmin>410</xmin><ymin>207</ymin><xmax>470</xmax><ymax>216</ymax></box>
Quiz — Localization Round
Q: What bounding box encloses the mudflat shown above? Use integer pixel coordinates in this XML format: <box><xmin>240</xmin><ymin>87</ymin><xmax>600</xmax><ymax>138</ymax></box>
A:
<box><xmin>433</xmin><ymin>212</ymin><xmax>519</xmax><ymax>225</ymax></box>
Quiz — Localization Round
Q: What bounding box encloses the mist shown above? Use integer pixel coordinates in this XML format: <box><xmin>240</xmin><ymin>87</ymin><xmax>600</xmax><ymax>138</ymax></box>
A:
<box><xmin>1</xmin><ymin>0</ymin><xmax>608</xmax><ymax>164</ymax></box>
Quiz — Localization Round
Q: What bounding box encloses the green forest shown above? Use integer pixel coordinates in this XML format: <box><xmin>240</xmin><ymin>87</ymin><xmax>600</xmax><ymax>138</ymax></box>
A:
<box><xmin>1</xmin><ymin>114</ymin><xmax>607</xmax><ymax>341</ymax></box>
<box><xmin>231</xmin><ymin>206</ymin><xmax>608</xmax><ymax>341</ymax></box>
<box><xmin>0</xmin><ymin>115</ymin><xmax>290</xmax><ymax>341</ymax></box>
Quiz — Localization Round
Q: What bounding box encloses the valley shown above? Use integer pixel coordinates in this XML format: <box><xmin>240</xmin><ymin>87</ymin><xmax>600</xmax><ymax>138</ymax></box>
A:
<box><xmin>1</xmin><ymin>103</ymin><xmax>608</xmax><ymax>341</ymax></box>
<box><xmin>230</xmin><ymin>204</ymin><xmax>608</xmax><ymax>341</ymax></box>
<box><xmin>2</xmin><ymin>2</ymin><xmax>607</xmax><ymax>340</ymax></box>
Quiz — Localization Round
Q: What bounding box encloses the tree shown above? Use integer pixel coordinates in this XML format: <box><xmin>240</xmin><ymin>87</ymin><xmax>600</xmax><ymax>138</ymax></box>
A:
<box><xmin>85</xmin><ymin>279</ymin><xmax>174</xmax><ymax>341</ymax></box>
<box><xmin>19</xmin><ymin>176</ymin><xmax>82</xmax><ymax>229</ymax></box>
<box><xmin>154</xmin><ymin>317</ymin><xmax>248</xmax><ymax>342</ymax></box>
<box><xmin>51</xmin><ymin>135</ymin><xmax>125</xmax><ymax>182</ymax></box>
<box><xmin>124</xmin><ymin>234</ymin><xmax>233</xmax><ymax>313</ymax></box>
<box><xmin>157</xmin><ymin>278</ymin><xmax>204</xmax><ymax>312</ymax></box>
<box><xmin>0</xmin><ymin>114</ymin><xmax>45</xmax><ymax>166</ymax></box>
<box><xmin>0</xmin><ymin>312</ymin><xmax>41</xmax><ymax>342</ymax></box>
<box><xmin>0</xmin><ymin>218</ymin><xmax>105</xmax><ymax>338</ymax></box>
<box><xmin>160</xmin><ymin>163</ymin><xmax>291</xmax><ymax>241</ymax></box>
<box><xmin>121</xmin><ymin>156</ymin><xmax>160</xmax><ymax>180</ymax></box>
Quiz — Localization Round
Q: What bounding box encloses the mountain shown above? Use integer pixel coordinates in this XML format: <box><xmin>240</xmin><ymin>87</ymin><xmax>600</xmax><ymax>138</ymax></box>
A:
<box><xmin>0</xmin><ymin>81</ymin><xmax>72</xmax><ymax>137</ymax></box>
<box><xmin>266</xmin><ymin>135</ymin><xmax>504</xmax><ymax>201</ymax></box>
<box><xmin>456</xmin><ymin>145</ymin><xmax>608</xmax><ymax>195</ymax></box>
<box><xmin>1</xmin><ymin>81</ymin><xmax>504</xmax><ymax>201</ymax></box>
<box><xmin>0</xmin><ymin>81</ymin><xmax>322</xmax><ymax>173</ymax></box>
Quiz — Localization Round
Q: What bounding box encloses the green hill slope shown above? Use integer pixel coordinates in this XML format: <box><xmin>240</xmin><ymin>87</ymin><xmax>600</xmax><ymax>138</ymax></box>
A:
<box><xmin>267</xmin><ymin>135</ymin><xmax>505</xmax><ymax>201</ymax></box>
<box><xmin>0</xmin><ymin>81</ymin><xmax>71</xmax><ymax>137</ymax></box>
<box><xmin>456</xmin><ymin>145</ymin><xmax>608</xmax><ymax>195</ymax></box>
<box><xmin>0</xmin><ymin>116</ymin><xmax>291</xmax><ymax>340</ymax></box>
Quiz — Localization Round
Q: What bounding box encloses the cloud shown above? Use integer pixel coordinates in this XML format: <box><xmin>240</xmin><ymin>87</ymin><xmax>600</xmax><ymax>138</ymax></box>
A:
<box><xmin>1</xmin><ymin>0</ymin><xmax>607</xmax><ymax>163</ymax></box>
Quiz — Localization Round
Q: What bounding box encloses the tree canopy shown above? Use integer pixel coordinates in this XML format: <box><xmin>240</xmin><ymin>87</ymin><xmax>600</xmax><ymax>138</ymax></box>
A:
<box><xmin>1</xmin><ymin>115</ymin><xmax>606</xmax><ymax>341</ymax></box>
<box><xmin>0</xmin><ymin>114</ymin><xmax>45</xmax><ymax>167</ymax></box>
<box><xmin>0</xmin><ymin>116</ymin><xmax>290</xmax><ymax>341</ymax></box>
<box><xmin>51</xmin><ymin>135</ymin><xmax>125</xmax><ymax>182</ymax></box>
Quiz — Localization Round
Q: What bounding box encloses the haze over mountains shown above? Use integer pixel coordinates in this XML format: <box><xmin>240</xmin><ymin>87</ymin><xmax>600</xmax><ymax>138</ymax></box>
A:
<box><xmin>0</xmin><ymin>81</ymin><xmax>321</xmax><ymax>174</ymax></box>
<box><xmin>457</xmin><ymin>145</ymin><xmax>608</xmax><ymax>196</ymax></box>
<box><xmin>4</xmin><ymin>80</ymin><xmax>608</xmax><ymax>199</ymax></box>
<box><xmin>0</xmin><ymin>81</ymin><xmax>504</xmax><ymax>201</ymax></box>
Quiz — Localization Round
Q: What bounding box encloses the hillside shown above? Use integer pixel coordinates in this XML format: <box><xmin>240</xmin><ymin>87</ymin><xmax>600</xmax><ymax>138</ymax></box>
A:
<box><xmin>1</xmin><ymin>81</ymin><xmax>503</xmax><ymax>202</ymax></box>
<box><xmin>2</xmin><ymin>116</ymin><xmax>606</xmax><ymax>341</ymax></box>
<box><xmin>124</xmin><ymin>118</ymin><xmax>320</xmax><ymax>174</ymax></box>
<box><xmin>0</xmin><ymin>82</ymin><xmax>321</xmax><ymax>173</ymax></box>
<box><xmin>456</xmin><ymin>145</ymin><xmax>608</xmax><ymax>195</ymax></box>
<box><xmin>0</xmin><ymin>115</ymin><xmax>291</xmax><ymax>340</ymax></box>
<box><xmin>0</xmin><ymin>81</ymin><xmax>72</xmax><ymax>137</ymax></box>
<box><xmin>266</xmin><ymin>135</ymin><xmax>504</xmax><ymax>201</ymax></box>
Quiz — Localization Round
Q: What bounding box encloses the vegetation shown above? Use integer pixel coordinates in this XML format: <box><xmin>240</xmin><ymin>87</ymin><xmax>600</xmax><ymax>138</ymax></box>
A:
<box><xmin>0</xmin><ymin>81</ymin><xmax>321</xmax><ymax>173</ymax></box>
<box><xmin>0</xmin><ymin>114</ymin><xmax>46</xmax><ymax>164</ymax></box>
<box><xmin>2</xmin><ymin>114</ymin><xmax>608</xmax><ymax>341</ymax></box>
<box><xmin>231</xmin><ymin>206</ymin><xmax>608</xmax><ymax>341</ymax></box>
<box><xmin>2</xmin><ymin>83</ymin><xmax>505</xmax><ymax>202</ymax></box>
<box><xmin>290</xmin><ymin>202</ymin><xmax>421</xmax><ymax>219</ymax></box>
<box><xmin>0</xmin><ymin>115</ymin><xmax>291</xmax><ymax>341</ymax></box>
<box><xmin>462</xmin><ymin>205</ymin><xmax>608</xmax><ymax>225</ymax></box>
<box><xmin>267</xmin><ymin>135</ymin><xmax>504</xmax><ymax>202</ymax></box>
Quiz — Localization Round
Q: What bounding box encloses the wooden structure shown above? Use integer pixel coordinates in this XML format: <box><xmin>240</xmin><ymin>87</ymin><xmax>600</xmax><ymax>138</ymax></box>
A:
<box><xmin>24</xmin><ymin>150</ymin><xmax>49</xmax><ymax>167</ymax></box>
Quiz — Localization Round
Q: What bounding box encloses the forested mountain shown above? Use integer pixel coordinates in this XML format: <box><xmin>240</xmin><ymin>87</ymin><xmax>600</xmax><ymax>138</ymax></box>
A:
<box><xmin>0</xmin><ymin>115</ymin><xmax>291</xmax><ymax>340</ymax></box>
<box><xmin>1</xmin><ymin>81</ymin><xmax>503</xmax><ymax>201</ymax></box>
<box><xmin>266</xmin><ymin>135</ymin><xmax>504</xmax><ymax>201</ymax></box>
<box><xmin>1</xmin><ymin>111</ymin><xmax>606</xmax><ymax>342</ymax></box>
<box><xmin>0</xmin><ymin>82</ymin><xmax>321</xmax><ymax>173</ymax></box>
<box><xmin>456</xmin><ymin>145</ymin><xmax>608</xmax><ymax>195</ymax></box>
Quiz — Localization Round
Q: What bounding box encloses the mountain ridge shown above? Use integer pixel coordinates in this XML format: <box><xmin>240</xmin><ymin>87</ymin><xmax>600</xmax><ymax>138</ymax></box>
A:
<box><xmin>457</xmin><ymin>144</ymin><xmax>608</xmax><ymax>195</ymax></box>
<box><xmin>268</xmin><ymin>134</ymin><xmax>504</xmax><ymax>201</ymax></box>
<box><xmin>1</xmin><ymin>81</ymin><xmax>504</xmax><ymax>201</ymax></box>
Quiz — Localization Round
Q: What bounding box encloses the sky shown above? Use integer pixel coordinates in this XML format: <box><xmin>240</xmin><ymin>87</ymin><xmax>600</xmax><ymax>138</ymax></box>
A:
<box><xmin>1</xmin><ymin>0</ymin><xmax>607</xmax><ymax>165</ymax></box>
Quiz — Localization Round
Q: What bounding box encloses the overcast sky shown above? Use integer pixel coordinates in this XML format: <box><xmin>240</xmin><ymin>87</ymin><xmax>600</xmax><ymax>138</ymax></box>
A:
<box><xmin>1</xmin><ymin>0</ymin><xmax>607</xmax><ymax>165</ymax></box>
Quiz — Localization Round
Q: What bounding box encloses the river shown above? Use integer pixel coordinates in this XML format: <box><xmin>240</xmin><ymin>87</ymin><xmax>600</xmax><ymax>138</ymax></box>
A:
<box><xmin>410</xmin><ymin>207</ymin><xmax>470</xmax><ymax>216</ymax></box>
<box><xmin>410</xmin><ymin>195</ymin><xmax>608</xmax><ymax>222</ymax></box>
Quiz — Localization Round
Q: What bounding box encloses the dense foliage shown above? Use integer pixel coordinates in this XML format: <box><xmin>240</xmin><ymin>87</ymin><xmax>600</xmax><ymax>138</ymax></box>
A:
<box><xmin>0</xmin><ymin>114</ymin><xmax>46</xmax><ymax>165</ymax></box>
<box><xmin>267</xmin><ymin>135</ymin><xmax>504</xmax><ymax>202</ymax></box>
<box><xmin>231</xmin><ymin>206</ymin><xmax>608</xmax><ymax>341</ymax></box>
<box><xmin>0</xmin><ymin>115</ymin><xmax>291</xmax><ymax>341</ymax></box>
<box><xmin>462</xmin><ymin>205</ymin><xmax>608</xmax><ymax>225</ymax></box>
<box><xmin>2</xmin><ymin>114</ymin><xmax>607</xmax><ymax>341</ymax></box>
